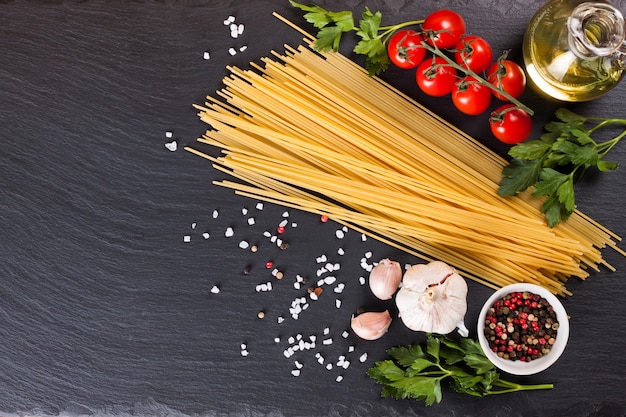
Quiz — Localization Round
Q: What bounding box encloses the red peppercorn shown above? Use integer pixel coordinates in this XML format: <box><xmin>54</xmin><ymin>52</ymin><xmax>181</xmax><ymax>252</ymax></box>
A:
<box><xmin>277</xmin><ymin>226</ymin><xmax>285</xmax><ymax>234</ymax></box>
<box><xmin>265</xmin><ymin>261</ymin><xmax>273</xmax><ymax>269</ymax></box>
<box><xmin>320</xmin><ymin>215</ymin><xmax>329</xmax><ymax>223</ymax></box>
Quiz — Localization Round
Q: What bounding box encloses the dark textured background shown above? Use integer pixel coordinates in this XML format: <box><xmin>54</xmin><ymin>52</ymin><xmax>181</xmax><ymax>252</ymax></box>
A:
<box><xmin>1</xmin><ymin>1</ymin><xmax>625</xmax><ymax>416</ymax></box>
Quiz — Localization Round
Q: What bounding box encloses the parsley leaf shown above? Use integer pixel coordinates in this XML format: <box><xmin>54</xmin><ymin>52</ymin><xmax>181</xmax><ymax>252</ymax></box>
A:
<box><xmin>368</xmin><ymin>334</ymin><xmax>553</xmax><ymax>406</ymax></box>
<box><xmin>499</xmin><ymin>109</ymin><xmax>626</xmax><ymax>227</ymax></box>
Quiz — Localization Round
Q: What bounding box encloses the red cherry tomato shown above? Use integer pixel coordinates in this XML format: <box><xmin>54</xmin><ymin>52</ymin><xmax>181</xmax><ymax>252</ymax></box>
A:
<box><xmin>451</xmin><ymin>77</ymin><xmax>492</xmax><ymax>115</ymax></box>
<box><xmin>487</xmin><ymin>60</ymin><xmax>527</xmax><ymax>100</ymax></box>
<box><xmin>387</xmin><ymin>30</ymin><xmax>427</xmax><ymax>69</ymax></box>
<box><xmin>489</xmin><ymin>104</ymin><xmax>533</xmax><ymax>144</ymax></box>
<box><xmin>422</xmin><ymin>9</ymin><xmax>466</xmax><ymax>49</ymax></box>
<box><xmin>416</xmin><ymin>57</ymin><xmax>458</xmax><ymax>97</ymax></box>
<box><xmin>454</xmin><ymin>35</ymin><xmax>493</xmax><ymax>74</ymax></box>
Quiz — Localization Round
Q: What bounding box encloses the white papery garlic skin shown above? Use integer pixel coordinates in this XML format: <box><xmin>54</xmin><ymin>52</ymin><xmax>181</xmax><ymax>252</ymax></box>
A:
<box><xmin>369</xmin><ymin>258</ymin><xmax>402</xmax><ymax>300</ymax></box>
<box><xmin>395</xmin><ymin>261</ymin><xmax>468</xmax><ymax>336</ymax></box>
<box><xmin>350</xmin><ymin>310</ymin><xmax>392</xmax><ymax>340</ymax></box>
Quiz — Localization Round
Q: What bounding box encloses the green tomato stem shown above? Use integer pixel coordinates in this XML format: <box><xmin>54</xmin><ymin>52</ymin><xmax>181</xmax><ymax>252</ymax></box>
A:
<box><xmin>419</xmin><ymin>41</ymin><xmax>535</xmax><ymax>116</ymax></box>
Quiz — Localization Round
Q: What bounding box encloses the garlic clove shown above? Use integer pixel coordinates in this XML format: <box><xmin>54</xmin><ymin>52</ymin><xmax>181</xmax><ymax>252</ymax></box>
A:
<box><xmin>368</xmin><ymin>258</ymin><xmax>402</xmax><ymax>300</ymax></box>
<box><xmin>350</xmin><ymin>310</ymin><xmax>392</xmax><ymax>340</ymax></box>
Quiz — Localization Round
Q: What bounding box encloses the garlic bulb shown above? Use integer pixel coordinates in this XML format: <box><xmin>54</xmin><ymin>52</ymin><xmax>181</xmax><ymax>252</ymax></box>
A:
<box><xmin>369</xmin><ymin>258</ymin><xmax>402</xmax><ymax>300</ymax></box>
<box><xmin>395</xmin><ymin>261</ymin><xmax>468</xmax><ymax>336</ymax></box>
<box><xmin>350</xmin><ymin>310</ymin><xmax>392</xmax><ymax>340</ymax></box>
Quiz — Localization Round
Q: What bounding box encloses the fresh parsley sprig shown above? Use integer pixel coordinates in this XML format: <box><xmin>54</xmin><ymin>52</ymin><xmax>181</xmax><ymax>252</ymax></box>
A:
<box><xmin>498</xmin><ymin>108</ymin><xmax>626</xmax><ymax>227</ymax></box>
<box><xmin>368</xmin><ymin>334</ymin><xmax>553</xmax><ymax>406</ymax></box>
<box><xmin>290</xmin><ymin>1</ymin><xmax>423</xmax><ymax>75</ymax></box>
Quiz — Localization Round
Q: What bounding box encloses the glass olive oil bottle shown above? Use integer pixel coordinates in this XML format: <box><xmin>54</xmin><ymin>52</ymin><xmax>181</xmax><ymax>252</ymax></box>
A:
<box><xmin>523</xmin><ymin>0</ymin><xmax>626</xmax><ymax>101</ymax></box>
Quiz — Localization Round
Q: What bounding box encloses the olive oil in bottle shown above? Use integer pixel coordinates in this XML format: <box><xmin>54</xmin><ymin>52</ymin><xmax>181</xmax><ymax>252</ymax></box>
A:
<box><xmin>523</xmin><ymin>0</ymin><xmax>626</xmax><ymax>102</ymax></box>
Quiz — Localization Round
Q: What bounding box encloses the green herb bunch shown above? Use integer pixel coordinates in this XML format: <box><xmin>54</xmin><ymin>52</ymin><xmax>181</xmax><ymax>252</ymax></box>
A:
<box><xmin>498</xmin><ymin>108</ymin><xmax>626</xmax><ymax>227</ymax></box>
<box><xmin>368</xmin><ymin>334</ymin><xmax>553</xmax><ymax>406</ymax></box>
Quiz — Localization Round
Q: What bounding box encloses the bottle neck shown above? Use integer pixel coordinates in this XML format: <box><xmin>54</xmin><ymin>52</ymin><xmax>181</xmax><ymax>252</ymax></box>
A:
<box><xmin>567</xmin><ymin>2</ymin><xmax>626</xmax><ymax>67</ymax></box>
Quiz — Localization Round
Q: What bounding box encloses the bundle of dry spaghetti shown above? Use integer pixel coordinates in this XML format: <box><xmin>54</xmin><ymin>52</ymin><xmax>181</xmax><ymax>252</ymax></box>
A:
<box><xmin>186</xmin><ymin>34</ymin><xmax>623</xmax><ymax>296</ymax></box>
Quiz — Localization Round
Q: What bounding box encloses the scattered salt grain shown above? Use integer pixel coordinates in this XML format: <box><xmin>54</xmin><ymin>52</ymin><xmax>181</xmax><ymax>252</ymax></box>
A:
<box><xmin>282</xmin><ymin>211</ymin><xmax>289</xmax><ymax>217</ymax></box>
<box><xmin>210</xmin><ymin>285</ymin><xmax>220</xmax><ymax>294</ymax></box>
<box><xmin>212</xmin><ymin>210</ymin><xmax>219</xmax><ymax>219</ymax></box>
<box><xmin>323</xmin><ymin>338</ymin><xmax>333</xmax><ymax>345</ymax></box>
<box><xmin>335</xmin><ymin>229</ymin><xmax>345</xmax><ymax>239</ymax></box>
<box><xmin>256</xmin><ymin>202</ymin><xmax>264</xmax><ymax>210</ymax></box>
<box><xmin>263</xmin><ymin>231</ymin><xmax>272</xmax><ymax>238</ymax></box>
<box><xmin>239</xmin><ymin>45</ymin><xmax>248</xmax><ymax>52</ymax></box>
<box><xmin>224</xmin><ymin>227</ymin><xmax>234</xmax><ymax>237</ymax></box>
<box><xmin>224</xmin><ymin>16</ymin><xmax>235</xmax><ymax>25</ymax></box>
<box><xmin>238</xmin><ymin>240</ymin><xmax>250</xmax><ymax>249</ymax></box>
<box><xmin>274</xmin><ymin>337</ymin><xmax>281</xmax><ymax>343</ymax></box>
<box><xmin>326</xmin><ymin>363</ymin><xmax>333</xmax><ymax>370</ymax></box>
<box><xmin>359</xmin><ymin>352</ymin><xmax>368</xmax><ymax>362</ymax></box>
<box><xmin>202</xmin><ymin>232</ymin><xmax>210</xmax><ymax>239</ymax></box>
<box><xmin>241</xmin><ymin>350</ymin><xmax>249</xmax><ymax>357</ymax></box>
<box><xmin>278</xmin><ymin>219</ymin><xmax>288</xmax><ymax>228</ymax></box>
<box><xmin>203</xmin><ymin>51</ymin><xmax>210</xmax><ymax>60</ymax></box>
<box><xmin>334</xmin><ymin>283</ymin><xmax>345</xmax><ymax>294</ymax></box>
<box><xmin>342</xmin><ymin>331</ymin><xmax>349</xmax><ymax>339</ymax></box>
<box><xmin>361</xmin><ymin>233</ymin><xmax>367</xmax><ymax>241</ymax></box>
<box><xmin>165</xmin><ymin>131</ymin><xmax>173</xmax><ymax>138</ymax></box>
<box><xmin>228</xmin><ymin>47</ymin><xmax>237</xmax><ymax>56</ymax></box>
<box><xmin>247</xmin><ymin>217</ymin><xmax>255</xmax><ymax>225</ymax></box>
<box><xmin>337</xmin><ymin>247</ymin><xmax>345</xmax><ymax>255</ymax></box>
<box><xmin>291</xmin><ymin>369</ymin><xmax>301</xmax><ymax>377</ymax></box>
<box><xmin>324</xmin><ymin>276</ymin><xmax>337</xmax><ymax>285</ymax></box>
<box><xmin>359</xmin><ymin>276</ymin><xmax>366</xmax><ymax>285</ymax></box>
<box><xmin>323</xmin><ymin>327</ymin><xmax>330</xmax><ymax>335</ymax></box>
<box><xmin>183</xmin><ymin>235</ymin><xmax>191</xmax><ymax>242</ymax></box>
<box><xmin>277</xmin><ymin>316</ymin><xmax>285</xmax><ymax>324</ymax></box>
<box><xmin>294</xmin><ymin>360</ymin><xmax>303</xmax><ymax>369</ymax></box>
<box><xmin>191</xmin><ymin>222</ymin><xmax>197</xmax><ymax>229</ymax></box>
<box><xmin>165</xmin><ymin>141</ymin><xmax>177</xmax><ymax>151</ymax></box>
<box><xmin>335</xmin><ymin>299</ymin><xmax>341</xmax><ymax>308</ymax></box>
<box><xmin>238</xmin><ymin>23</ymin><xmax>244</xmax><ymax>34</ymax></box>
<box><xmin>364</xmin><ymin>251</ymin><xmax>373</xmax><ymax>259</ymax></box>
<box><xmin>336</xmin><ymin>375</ymin><xmax>343</xmax><ymax>383</ymax></box>
<box><xmin>348</xmin><ymin>345</ymin><xmax>355</xmax><ymax>352</ymax></box>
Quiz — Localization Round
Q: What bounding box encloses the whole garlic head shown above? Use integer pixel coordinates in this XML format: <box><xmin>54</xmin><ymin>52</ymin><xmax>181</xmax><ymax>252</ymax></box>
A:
<box><xmin>395</xmin><ymin>261</ymin><xmax>468</xmax><ymax>336</ymax></box>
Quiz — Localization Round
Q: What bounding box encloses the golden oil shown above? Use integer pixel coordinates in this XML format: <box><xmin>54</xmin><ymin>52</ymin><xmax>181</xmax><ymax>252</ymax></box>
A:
<box><xmin>523</xmin><ymin>0</ymin><xmax>626</xmax><ymax>102</ymax></box>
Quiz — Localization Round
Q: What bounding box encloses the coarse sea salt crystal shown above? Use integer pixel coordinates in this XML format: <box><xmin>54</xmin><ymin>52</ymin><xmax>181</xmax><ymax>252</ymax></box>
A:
<box><xmin>342</xmin><ymin>331</ymin><xmax>349</xmax><ymax>338</ymax></box>
<box><xmin>324</xmin><ymin>276</ymin><xmax>336</xmax><ymax>285</ymax></box>
<box><xmin>282</xmin><ymin>211</ymin><xmax>289</xmax><ymax>217</ymax></box>
<box><xmin>224</xmin><ymin>227</ymin><xmax>234</xmax><ymax>237</ymax></box>
<box><xmin>359</xmin><ymin>276</ymin><xmax>366</xmax><ymax>285</ymax></box>
<box><xmin>291</xmin><ymin>369</ymin><xmax>300</xmax><ymax>377</ymax></box>
<box><xmin>241</xmin><ymin>350</ymin><xmax>249</xmax><ymax>357</ymax></box>
<box><xmin>183</xmin><ymin>235</ymin><xmax>191</xmax><ymax>242</ymax></box>
<box><xmin>165</xmin><ymin>131</ymin><xmax>173</xmax><ymax>138</ymax></box>
<box><xmin>247</xmin><ymin>217</ymin><xmax>255</xmax><ymax>225</ymax></box>
<box><xmin>212</xmin><ymin>209</ymin><xmax>219</xmax><ymax>219</ymax></box>
<box><xmin>210</xmin><ymin>285</ymin><xmax>220</xmax><ymax>294</ymax></box>
<box><xmin>365</xmin><ymin>251</ymin><xmax>373</xmax><ymax>259</ymax></box>
<box><xmin>361</xmin><ymin>233</ymin><xmax>367</xmax><ymax>241</ymax></box>
<box><xmin>335</xmin><ymin>299</ymin><xmax>341</xmax><ymax>308</ymax></box>
<box><xmin>238</xmin><ymin>23</ymin><xmax>244</xmax><ymax>34</ymax></box>
<box><xmin>203</xmin><ymin>51</ymin><xmax>210</xmax><ymax>60</ymax></box>
<box><xmin>165</xmin><ymin>141</ymin><xmax>177</xmax><ymax>151</ymax></box>
<box><xmin>335</xmin><ymin>230</ymin><xmax>345</xmax><ymax>239</ymax></box>
<box><xmin>336</xmin><ymin>375</ymin><xmax>343</xmax><ymax>382</ymax></box>
<box><xmin>256</xmin><ymin>202</ymin><xmax>264</xmax><ymax>210</ymax></box>
<box><xmin>337</xmin><ymin>248</ymin><xmax>345</xmax><ymax>255</ymax></box>
<box><xmin>277</xmin><ymin>316</ymin><xmax>285</xmax><ymax>324</ymax></box>
<box><xmin>202</xmin><ymin>232</ymin><xmax>210</xmax><ymax>239</ymax></box>
<box><xmin>359</xmin><ymin>352</ymin><xmax>368</xmax><ymax>362</ymax></box>
<box><xmin>334</xmin><ymin>283</ymin><xmax>345</xmax><ymax>293</ymax></box>
<box><xmin>238</xmin><ymin>240</ymin><xmax>249</xmax><ymax>249</ymax></box>
<box><xmin>279</xmin><ymin>219</ymin><xmax>288</xmax><ymax>228</ymax></box>
<box><xmin>228</xmin><ymin>47</ymin><xmax>237</xmax><ymax>56</ymax></box>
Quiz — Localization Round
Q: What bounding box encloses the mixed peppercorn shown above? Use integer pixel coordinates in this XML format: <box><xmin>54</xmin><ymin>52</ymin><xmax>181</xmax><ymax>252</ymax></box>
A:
<box><xmin>483</xmin><ymin>291</ymin><xmax>558</xmax><ymax>362</ymax></box>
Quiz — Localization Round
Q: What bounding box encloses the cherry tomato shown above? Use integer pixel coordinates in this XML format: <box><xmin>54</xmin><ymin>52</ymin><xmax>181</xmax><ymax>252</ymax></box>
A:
<box><xmin>487</xmin><ymin>60</ymin><xmax>527</xmax><ymax>100</ymax></box>
<box><xmin>416</xmin><ymin>57</ymin><xmax>458</xmax><ymax>97</ymax></box>
<box><xmin>489</xmin><ymin>104</ymin><xmax>533</xmax><ymax>144</ymax></box>
<box><xmin>454</xmin><ymin>35</ymin><xmax>493</xmax><ymax>74</ymax></box>
<box><xmin>387</xmin><ymin>30</ymin><xmax>427</xmax><ymax>69</ymax></box>
<box><xmin>422</xmin><ymin>9</ymin><xmax>466</xmax><ymax>49</ymax></box>
<box><xmin>451</xmin><ymin>77</ymin><xmax>491</xmax><ymax>115</ymax></box>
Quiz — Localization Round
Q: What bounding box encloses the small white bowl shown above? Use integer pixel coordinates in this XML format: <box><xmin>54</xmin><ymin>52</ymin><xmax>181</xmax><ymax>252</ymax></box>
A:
<box><xmin>477</xmin><ymin>283</ymin><xmax>569</xmax><ymax>375</ymax></box>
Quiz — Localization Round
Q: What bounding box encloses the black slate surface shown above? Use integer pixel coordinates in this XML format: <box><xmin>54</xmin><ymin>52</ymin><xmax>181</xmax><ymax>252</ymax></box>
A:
<box><xmin>1</xmin><ymin>1</ymin><xmax>626</xmax><ymax>416</ymax></box>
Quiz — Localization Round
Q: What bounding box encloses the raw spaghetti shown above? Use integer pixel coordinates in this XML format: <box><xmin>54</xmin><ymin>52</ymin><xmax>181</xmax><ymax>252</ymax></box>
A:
<box><xmin>186</xmin><ymin>18</ymin><xmax>623</xmax><ymax>296</ymax></box>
